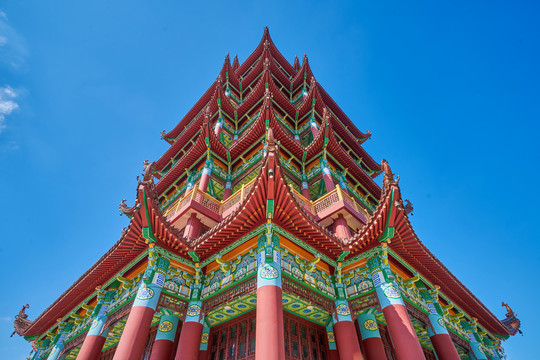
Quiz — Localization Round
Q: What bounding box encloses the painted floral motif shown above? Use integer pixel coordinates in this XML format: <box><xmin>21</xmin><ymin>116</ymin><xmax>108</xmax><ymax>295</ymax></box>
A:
<box><xmin>438</xmin><ymin>318</ymin><xmax>445</xmax><ymax>328</ymax></box>
<box><xmin>327</xmin><ymin>331</ymin><xmax>335</xmax><ymax>343</ymax></box>
<box><xmin>383</xmin><ymin>285</ymin><xmax>400</xmax><ymax>299</ymax></box>
<box><xmin>336</xmin><ymin>304</ymin><xmax>350</xmax><ymax>316</ymax></box>
<box><xmin>159</xmin><ymin>320</ymin><xmax>173</xmax><ymax>332</ymax></box>
<box><xmin>363</xmin><ymin>319</ymin><xmax>378</xmax><ymax>331</ymax></box>
<box><xmin>187</xmin><ymin>304</ymin><xmax>201</xmax><ymax>317</ymax></box>
<box><xmin>260</xmin><ymin>266</ymin><xmax>278</xmax><ymax>279</ymax></box>
<box><xmin>136</xmin><ymin>286</ymin><xmax>154</xmax><ymax>300</ymax></box>
<box><xmin>201</xmin><ymin>332</ymin><xmax>209</xmax><ymax>344</ymax></box>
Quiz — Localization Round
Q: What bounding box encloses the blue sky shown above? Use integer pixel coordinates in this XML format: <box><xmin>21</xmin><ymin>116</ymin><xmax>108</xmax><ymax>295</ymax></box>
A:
<box><xmin>1</xmin><ymin>1</ymin><xmax>538</xmax><ymax>358</ymax></box>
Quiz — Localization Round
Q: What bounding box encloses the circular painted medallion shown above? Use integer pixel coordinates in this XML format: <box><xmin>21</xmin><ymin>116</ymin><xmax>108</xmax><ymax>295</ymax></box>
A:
<box><xmin>363</xmin><ymin>319</ymin><xmax>378</xmax><ymax>331</ymax></box>
<box><xmin>327</xmin><ymin>332</ymin><xmax>335</xmax><ymax>343</ymax></box>
<box><xmin>336</xmin><ymin>304</ymin><xmax>350</xmax><ymax>316</ymax></box>
<box><xmin>260</xmin><ymin>266</ymin><xmax>278</xmax><ymax>279</ymax></box>
<box><xmin>187</xmin><ymin>304</ymin><xmax>201</xmax><ymax>317</ymax></box>
<box><xmin>383</xmin><ymin>285</ymin><xmax>400</xmax><ymax>299</ymax></box>
<box><xmin>90</xmin><ymin>319</ymin><xmax>99</xmax><ymax>329</ymax></box>
<box><xmin>201</xmin><ymin>332</ymin><xmax>209</xmax><ymax>344</ymax></box>
<box><xmin>159</xmin><ymin>320</ymin><xmax>173</xmax><ymax>332</ymax></box>
<box><xmin>137</xmin><ymin>287</ymin><xmax>154</xmax><ymax>300</ymax></box>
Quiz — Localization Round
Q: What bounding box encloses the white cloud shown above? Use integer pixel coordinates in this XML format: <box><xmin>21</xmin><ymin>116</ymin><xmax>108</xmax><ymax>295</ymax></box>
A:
<box><xmin>0</xmin><ymin>10</ymin><xmax>27</xmax><ymax>69</ymax></box>
<box><xmin>0</xmin><ymin>85</ymin><xmax>19</xmax><ymax>133</ymax></box>
<box><xmin>0</xmin><ymin>316</ymin><xmax>12</xmax><ymax>322</ymax></box>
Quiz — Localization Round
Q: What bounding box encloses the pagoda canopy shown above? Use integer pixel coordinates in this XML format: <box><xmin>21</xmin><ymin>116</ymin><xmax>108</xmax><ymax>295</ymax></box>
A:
<box><xmin>14</xmin><ymin>27</ymin><xmax>520</xmax><ymax>360</ymax></box>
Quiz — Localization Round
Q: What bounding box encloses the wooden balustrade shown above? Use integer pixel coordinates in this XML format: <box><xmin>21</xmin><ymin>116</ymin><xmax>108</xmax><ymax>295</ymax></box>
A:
<box><xmin>164</xmin><ymin>178</ymin><xmax>257</xmax><ymax>220</ymax></box>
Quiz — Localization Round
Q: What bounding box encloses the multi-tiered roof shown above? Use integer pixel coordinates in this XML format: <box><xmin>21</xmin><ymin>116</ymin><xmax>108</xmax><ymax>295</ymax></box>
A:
<box><xmin>15</xmin><ymin>27</ymin><xmax>519</xmax><ymax>349</ymax></box>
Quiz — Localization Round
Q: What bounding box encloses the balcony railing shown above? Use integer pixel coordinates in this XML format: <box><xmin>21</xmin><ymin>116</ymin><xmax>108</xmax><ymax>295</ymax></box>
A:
<box><xmin>163</xmin><ymin>178</ymin><xmax>257</xmax><ymax>220</ymax></box>
<box><xmin>288</xmin><ymin>184</ymin><xmax>370</xmax><ymax>223</ymax></box>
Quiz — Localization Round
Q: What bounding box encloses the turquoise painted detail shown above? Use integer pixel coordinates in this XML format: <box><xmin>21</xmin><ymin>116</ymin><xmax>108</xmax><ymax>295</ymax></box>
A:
<box><xmin>428</xmin><ymin>314</ymin><xmax>448</xmax><ymax>335</ymax></box>
<box><xmin>200</xmin><ymin>324</ymin><xmax>210</xmax><ymax>351</ymax></box>
<box><xmin>326</xmin><ymin>325</ymin><xmax>336</xmax><ymax>350</ymax></box>
<box><xmin>256</xmin><ymin>230</ymin><xmax>282</xmax><ymax>289</ymax></box>
<box><xmin>368</xmin><ymin>253</ymin><xmax>404</xmax><ymax>309</ymax></box>
<box><xmin>133</xmin><ymin>254</ymin><xmax>169</xmax><ymax>310</ymax></box>
<box><xmin>46</xmin><ymin>334</ymin><xmax>66</xmax><ymax>360</ymax></box>
<box><xmin>334</xmin><ymin>300</ymin><xmax>352</xmax><ymax>322</ymax></box>
<box><xmin>257</xmin><ymin>248</ymin><xmax>282</xmax><ymax>288</ymax></box>
<box><xmin>185</xmin><ymin>300</ymin><xmax>203</xmax><ymax>323</ymax></box>
<box><xmin>155</xmin><ymin>315</ymin><xmax>179</xmax><ymax>342</ymax></box>
<box><xmin>357</xmin><ymin>313</ymin><xmax>381</xmax><ymax>340</ymax></box>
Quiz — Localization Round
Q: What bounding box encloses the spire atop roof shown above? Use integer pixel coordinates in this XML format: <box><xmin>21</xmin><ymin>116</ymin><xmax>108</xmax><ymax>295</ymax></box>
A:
<box><xmin>232</xmin><ymin>54</ymin><xmax>239</xmax><ymax>71</ymax></box>
<box><xmin>293</xmin><ymin>55</ymin><xmax>300</xmax><ymax>71</ymax></box>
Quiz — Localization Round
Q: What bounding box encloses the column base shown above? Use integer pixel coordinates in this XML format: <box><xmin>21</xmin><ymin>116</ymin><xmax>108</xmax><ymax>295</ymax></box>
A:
<box><xmin>361</xmin><ymin>337</ymin><xmax>387</xmax><ymax>360</ymax></box>
<box><xmin>175</xmin><ymin>322</ymin><xmax>203</xmax><ymax>360</ymax></box>
<box><xmin>77</xmin><ymin>335</ymin><xmax>106</xmax><ymax>360</ymax></box>
<box><xmin>113</xmin><ymin>306</ymin><xmax>155</xmax><ymax>360</ymax></box>
<box><xmin>334</xmin><ymin>321</ymin><xmax>364</xmax><ymax>360</ymax></box>
<box><xmin>430</xmin><ymin>334</ymin><xmax>461</xmax><ymax>360</ymax></box>
<box><xmin>382</xmin><ymin>304</ymin><xmax>425</xmax><ymax>360</ymax></box>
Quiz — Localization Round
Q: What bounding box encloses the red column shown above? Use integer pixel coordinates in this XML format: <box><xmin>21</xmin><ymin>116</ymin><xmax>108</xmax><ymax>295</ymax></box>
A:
<box><xmin>175</xmin><ymin>322</ymin><xmax>203</xmax><ymax>360</ymax></box>
<box><xmin>329</xmin><ymin>350</ymin><xmax>340</xmax><ymax>360</ymax></box>
<box><xmin>430</xmin><ymin>334</ymin><xmax>461</xmax><ymax>360</ymax></box>
<box><xmin>361</xmin><ymin>338</ymin><xmax>387</xmax><ymax>360</ymax></box>
<box><xmin>256</xmin><ymin>285</ymin><xmax>285</xmax><ymax>360</ymax></box>
<box><xmin>184</xmin><ymin>214</ymin><xmax>202</xmax><ymax>240</ymax></box>
<box><xmin>77</xmin><ymin>335</ymin><xmax>106</xmax><ymax>360</ymax></box>
<box><xmin>150</xmin><ymin>340</ymin><xmax>174</xmax><ymax>360</ymax></box>
<box><xmin>382</xmin><ymin>304</ymin><xmax>425</xmax><ymax>360</ymax></box>
<box><xmin>113</xmin><ymin>306</ymin><xmax>156</xmax><ymax>360</ymax></box>
<box><xmin>333</xmin><ymin>214</ymin><xmax>351</xmax><ymax>240</ymax></box>
<box><xmin>223</xmin><ymin>179</ymin><xmax>232</xmax><ymax>200</ymax></box>
<box><xmin>334</xmin><ymin>321</ymin><xmax>364</xmax><ymax>360</ymax></box>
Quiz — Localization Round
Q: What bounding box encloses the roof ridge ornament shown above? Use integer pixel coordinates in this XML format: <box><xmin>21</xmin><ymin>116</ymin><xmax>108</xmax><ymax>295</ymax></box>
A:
<box><xmin>303</xmin><ymin>53</ymin><xmax>309</xmax><ymax>65</ymax></box>
<box><xmin>381</xmin><ymin>159</ymin><xmax>397</xmax><ymax>187</ymax></box>
<box><xmin>264</xmin><ymin>57</ymin><xmax>270</xmax><ymax>71</ymax></box>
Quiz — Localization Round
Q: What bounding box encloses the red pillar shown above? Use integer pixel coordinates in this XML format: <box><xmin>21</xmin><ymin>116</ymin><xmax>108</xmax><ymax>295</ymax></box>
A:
<box><xmin>329</xmin><ymin>350</ymin><xmax>340</xmax><ymax>360</ymax></box>
<box><xmin>223</xmin><ymin>179</ymin><xmax>232</xmax><ymax>200</ymax></box>
<box><xmin>184</xmin><ymin>214</ymin><xmax>202</xmax><ymax>240</ymax></box>
<box><xmin>150</xmin><ymin>340</ymin><xmax>174</xmax><ymax>360</ymax></box>
<box><xmin>382</xmin><ymin>304</ymin><xmax>425</xmax><ymax>360</ymax></box>
<box><xmin>76</xmin><ymin>335</ymin><xmax>106</xmax><ymax>360</ymax></box>
<box><xmin>430</xmin><ymin>334</ymin><xmax>461</xmax><ymax>360</ymax></box>
<box><xmin>256</xmin><ymin>285</ymin><xmax>285</xmax><ymax>360</ymax></box>
<box><xmin>175</xmin><ymin>322</ymin><xmax>203</xmax><ymax>360</ymax></box>
<box><xmin>361</xmin><ymin>338</ymin><xmax>387</xmax><ymax>360</ymax></box>
<box><xmin>112</xmin><ymin>306</ymin><xmax>156</xmax><ymax>360</ymax></box>
<box><xmin>333</xmin><ymin>214</ymin><xmax>351</xmax><ymax>240</ymax></box>
<box><xmin>334</xmin><ymin>321</ymin><xmax>364</xmax><ymax>360</ymax></box>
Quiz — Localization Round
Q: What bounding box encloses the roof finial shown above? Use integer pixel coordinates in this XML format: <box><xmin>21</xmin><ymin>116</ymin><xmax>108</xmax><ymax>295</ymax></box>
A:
<box><xmin>381</xmin><ymin>159</ymin><xmax>397</xmax><ymax>187</ymax></box>
<box><xmin>293</xmin><ymin>55</ymin><xmax>300</xmax><ymax>71</ymax></box>
<box><xmin>267</xmin><ymin>127</ymin><xmax>275</xmax><ymax>147</ymax></box>
<box><xmin>225</xmin><ymin>53</ymin><xmax>230</xmax><ymax>63</ymax></box>
<box><xmin>264</xmin><ymin>26</ymin><xmax>270</xmax><ymax>36</ymax></box>
<box><xmin>303</xmin><ymin>53</ymin><xmax>309</xmax><ymax>65</ymax></box>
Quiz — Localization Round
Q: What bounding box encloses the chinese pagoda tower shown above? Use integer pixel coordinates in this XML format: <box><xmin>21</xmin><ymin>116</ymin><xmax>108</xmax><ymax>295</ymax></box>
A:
<box><xmin>13</xmin><ymin>27</ymin><xmax>521</xmax><ymax>360</ymax></box>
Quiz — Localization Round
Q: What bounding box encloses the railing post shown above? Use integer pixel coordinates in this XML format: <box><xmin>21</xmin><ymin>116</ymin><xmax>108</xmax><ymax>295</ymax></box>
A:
<box><xmin>336</xmin><ymin>184</ymin><xmax>343</xmax><ymax>201</ymax></box>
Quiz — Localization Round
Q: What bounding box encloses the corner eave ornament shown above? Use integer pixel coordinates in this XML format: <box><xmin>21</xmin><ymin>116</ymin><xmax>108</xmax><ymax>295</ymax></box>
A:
<box><xmin>500</xmin><ymin>302</ymin><xmax>522</xmax><ymax>335</ymax></box>
<box><xmin>11</xmin><ymin>304</ymin><xmax>33</xmax><ymax>337</ymax></box>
